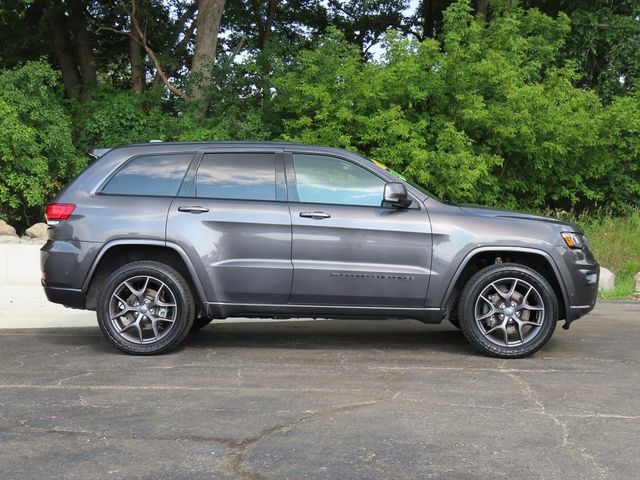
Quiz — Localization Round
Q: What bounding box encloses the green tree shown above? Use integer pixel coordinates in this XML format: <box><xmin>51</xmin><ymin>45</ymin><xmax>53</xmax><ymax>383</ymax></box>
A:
<box><xmin>524</xmin><ymin>0</ymin><xmax>640</xmax><ymax>100</ymax></box>
<box><xmin>271</xmin><ymin>1</ymin><xmax>637</xmax><ymax>211</ymax></box>
<box><xmin>0</xmin><ymin>61</ymin><xmax>83</xmax><ymax>229</ymax></box>
<box><xmin>73</xmin><ymin>87</ymin><xmax>174</xmax><ymax>152</ymax></box>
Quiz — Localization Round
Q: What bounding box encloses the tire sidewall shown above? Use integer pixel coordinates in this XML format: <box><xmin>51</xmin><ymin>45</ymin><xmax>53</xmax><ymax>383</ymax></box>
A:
<box><xmin>459</xmin><ymin>264</ymin><xmax>558</xmax><ymax>358</ymax></box>
<box><xmin>97</xmin><ymin>262</ymin><xmax>195</xmax><ymax>355</ymax></box>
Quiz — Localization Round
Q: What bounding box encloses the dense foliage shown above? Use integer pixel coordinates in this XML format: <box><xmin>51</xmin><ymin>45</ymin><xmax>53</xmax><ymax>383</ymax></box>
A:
<box><xmin>0</xmin><ymin>61</ymin><xmax>82</xmax><ymax>226</ymax></box>
<box><xmin>0</xmin><ymin>0</ymin><xmax>639</xmax><ymax>230</ymax></box>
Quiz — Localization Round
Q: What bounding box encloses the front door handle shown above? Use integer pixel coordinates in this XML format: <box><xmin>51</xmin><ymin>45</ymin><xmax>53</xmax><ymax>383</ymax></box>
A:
<box><xmin>178</xmin><ymin>206</ymin><xmax>210</xmax><ymax>214</ymax></box>
<box><xmin>299</xmin><ymin>211</ymin><xmax>331</xmax><ymax>219</ymax></box>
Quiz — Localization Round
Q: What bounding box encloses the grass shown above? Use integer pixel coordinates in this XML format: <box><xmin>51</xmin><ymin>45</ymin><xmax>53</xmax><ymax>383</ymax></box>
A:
<box><xmin>578</xmin><ymin>212</ymin><xmax>640</xmax><ymax>300</ymax></box>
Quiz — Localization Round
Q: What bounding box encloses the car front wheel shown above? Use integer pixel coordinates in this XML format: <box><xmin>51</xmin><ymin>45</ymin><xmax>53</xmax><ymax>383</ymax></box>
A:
<box><xmin>458</xmin><ymin>263</ymin><xmax>558</xmax><ymax>358</ymax></box>
<box><xmin>97</xmin><ymin>261</ymin><xmax>195</xmax><ymax>355</ymax></box>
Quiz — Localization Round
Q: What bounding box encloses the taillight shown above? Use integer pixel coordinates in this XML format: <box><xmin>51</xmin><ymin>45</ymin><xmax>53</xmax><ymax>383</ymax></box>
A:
<box><xmin>45</xmin><ymin>203</ymin><xmax>76</xmax><ymax>224</ymax></box>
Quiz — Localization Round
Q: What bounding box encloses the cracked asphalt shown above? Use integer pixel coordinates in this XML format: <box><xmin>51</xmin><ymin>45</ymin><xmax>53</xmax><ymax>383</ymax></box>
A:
<box><xmin>0</xmin><ymin>301</ymin><xmax>638</xmax><ymax>480</ymax></box>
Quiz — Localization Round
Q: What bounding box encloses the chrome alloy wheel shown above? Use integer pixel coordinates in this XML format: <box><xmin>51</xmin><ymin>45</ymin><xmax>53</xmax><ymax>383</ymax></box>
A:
<box><xmin>474</xmin><ymin>277</ymin><xmax>545</xmax><ymax>347</ymax></box>
<box><xmin>109</xmin><ymin>275</ymin><xmax>178</xmax><ymax>344</ymax></box>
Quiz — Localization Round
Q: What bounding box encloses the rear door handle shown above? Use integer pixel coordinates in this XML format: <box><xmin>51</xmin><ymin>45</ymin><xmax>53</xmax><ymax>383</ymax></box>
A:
<box><xmin>178</xmin><ymin>206</ymin><xmax>209</xmax><ymax>214</ymax></box>
<box><xmin>299</xmin><ymin>211</ymin><xmax>331</xmax><ymax>219</ymax></box>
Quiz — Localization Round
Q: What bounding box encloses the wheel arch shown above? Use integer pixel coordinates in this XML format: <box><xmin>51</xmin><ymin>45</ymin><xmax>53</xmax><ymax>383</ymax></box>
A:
<box><xmin>442</xmin><ymin>247</ymin><xmax>568</xmax><ymax>321</ymax></box>
<box><xmin>83</xmin><ymin>240</ymin><xmax>207</xmax><ymax>311</ymax></box>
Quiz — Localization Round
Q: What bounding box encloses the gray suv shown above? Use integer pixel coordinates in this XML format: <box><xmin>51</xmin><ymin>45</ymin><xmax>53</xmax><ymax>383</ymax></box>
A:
<box><xmin>41</xmin><ymin>142</ymin><xmax>599</xmax><ymax>358</ymax></box>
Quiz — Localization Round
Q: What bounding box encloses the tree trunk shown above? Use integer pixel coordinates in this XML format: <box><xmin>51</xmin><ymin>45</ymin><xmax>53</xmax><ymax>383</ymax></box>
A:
<box><xmin>190</xmin><ymin>0</ymin><xmax>226</xmax><ymax>103</ymax></box>
<box><xmin>252</xmin><ymin>0</ymin><xmax>277</xmax><ymax>49</ymax></box>
<box><xmin>68</xmin><ymin>0</ymin><xmax>97</xmax><ymax>99</ymax></box>
<box><xmin>46</xmin><ymin>3</ymin><xmax>82</xmax><ymax>100</ymax></box>
<box><xmin>420</xmin><ymin>0</ymin><xmax>453</xmax><ymax>38</ymax></box>
<box><xmin>262</xmin><ymin>0</ymin><xmax>277</xmax><ymax>48</ymax></box>
<box><xmin>476</xmin><ymin>0</ymin><xmax>489</xmax><ymax>23</ymax></box>
<box><xmin>421</xmin><ymin>0</ymin><xmax>434</xmax><ymax>38</ymax></box>
<box><xmin>130</xmin><ymin>0</ymin><xmax>145</xmax><ymax>93</ymax></box>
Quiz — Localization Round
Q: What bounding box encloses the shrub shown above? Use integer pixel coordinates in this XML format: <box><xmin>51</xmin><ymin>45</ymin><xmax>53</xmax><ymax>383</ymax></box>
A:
<box><xmin>0</xmin><ymin>60</ymin><xmax>83</xmax><ymax>230</ymax></box>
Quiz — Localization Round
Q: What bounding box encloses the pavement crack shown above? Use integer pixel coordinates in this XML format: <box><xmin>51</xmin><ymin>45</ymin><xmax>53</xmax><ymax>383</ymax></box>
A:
<box><xmin>221</xmin><ymin>400</ymin><xmax>380</xmax><ymax>480</ymax></box>
<box><xmin>503</xmin><ymin>368</ymin><xmax>608</xmax><ymax>479</ymax></box>
<box><xmin>55</xmin><ymin>370</ymin><xmax>94</xmax><ymax>385</ymax></box>
<box><xmin>0</xmin><ymin>420</ymin><xmax>232</xmax><ymax>445</ymax></box>
<box><xmin>0</xmin><ymin>383</ymin><xmax>368</xmax><ymax>394</ymax></box>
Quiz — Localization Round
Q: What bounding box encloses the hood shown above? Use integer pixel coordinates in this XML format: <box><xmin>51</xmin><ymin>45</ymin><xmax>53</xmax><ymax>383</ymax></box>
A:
<box><xmin>458</xmin><ymin>204</ymin><xmax>582</xmax><ymax>232</ymax></box>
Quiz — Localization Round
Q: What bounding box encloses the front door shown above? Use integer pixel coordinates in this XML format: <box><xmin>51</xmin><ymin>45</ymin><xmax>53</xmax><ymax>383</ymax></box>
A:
<box><xmin>287</xmin><ymin>153</ymin><xmax>432</xmax><ymax>307</ymax></box>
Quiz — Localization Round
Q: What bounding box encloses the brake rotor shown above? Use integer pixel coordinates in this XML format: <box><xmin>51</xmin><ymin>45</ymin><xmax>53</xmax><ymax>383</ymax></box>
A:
<box><xmin>485</xmin><ymin>289</ymin><xmax>529</xmax><ymax>335</ymax></box>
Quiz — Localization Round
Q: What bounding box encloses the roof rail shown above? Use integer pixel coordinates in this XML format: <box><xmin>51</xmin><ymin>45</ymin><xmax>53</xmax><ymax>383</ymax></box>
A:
<box><xmin>88</xmin><ymin>148</ymin><xmax>112</xmax><ymax>161</ymax></box>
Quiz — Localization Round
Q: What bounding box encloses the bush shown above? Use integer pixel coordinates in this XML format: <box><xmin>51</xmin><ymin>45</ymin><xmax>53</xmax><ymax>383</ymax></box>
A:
<box><xmin>73</xmin><ymin>87</ymin><xmax>175</xmax><ymax>151</ymax></box>
<box><xmin>0</xmin><ymin>60</ymin><xmax>83</xmax><ymax>230</ymax></box>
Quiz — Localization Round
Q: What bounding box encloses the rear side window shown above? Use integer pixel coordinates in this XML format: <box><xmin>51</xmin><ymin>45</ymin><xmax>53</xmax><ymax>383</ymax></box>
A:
<box><xmin>196</xmin><ymin>153</ymin><xmax>276</xmax><ymax>201</ymax></box>
<box><xmin>102</xmin><ymin>154</ymin><xmax>193</xmax><ymax>196</ymax></box>
<box><xmin>292</xmin><ymin>154</ymin><xmax>386</xmax><ymax>206</ymax></box>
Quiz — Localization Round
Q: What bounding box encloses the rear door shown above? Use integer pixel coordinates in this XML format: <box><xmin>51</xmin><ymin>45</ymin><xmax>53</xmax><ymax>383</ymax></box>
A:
<box><xmin>166</xmin><ymin>148</ymin><xmax>292</xmax><ymax>304</ymax></box>
<box><xmin>286</xmin><ymin>152</ymin><xmax>432</xmax><ymax>307</ymax></box>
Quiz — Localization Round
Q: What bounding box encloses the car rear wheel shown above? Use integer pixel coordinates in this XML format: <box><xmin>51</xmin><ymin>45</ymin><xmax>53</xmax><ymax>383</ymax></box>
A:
<box><xmin>458</xmin><ymin>263</ymin><xmax>558</xmax><ymax>358</ymax></box>
<box><xmin>97</xmin><ymin>261</ymin><xmax>195</xmax><ymax>355</ymax></box>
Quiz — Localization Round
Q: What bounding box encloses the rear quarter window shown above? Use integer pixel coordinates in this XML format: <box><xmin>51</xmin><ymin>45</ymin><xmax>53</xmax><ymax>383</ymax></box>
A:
<box><xmin>101</xmin><ymin>154</ymin><xmax>193</xmax><ymax>196</ymax></box>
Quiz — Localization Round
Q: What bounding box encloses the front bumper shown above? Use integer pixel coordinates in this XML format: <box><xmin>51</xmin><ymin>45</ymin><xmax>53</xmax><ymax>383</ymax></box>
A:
<box><xmin>557</xmin><ymin>245</ymin><xmax>599</xmax><ymax>329</ymax></box>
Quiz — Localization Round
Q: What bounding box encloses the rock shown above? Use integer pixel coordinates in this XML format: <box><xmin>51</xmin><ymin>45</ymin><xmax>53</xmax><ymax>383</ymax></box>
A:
<box><xmin>0</xmin><ymin>234</ymin><xmax>21</xmax><ymax>244</ymax></box>
<box><xmin>0</xmin><ymin>220</ymin><xmax>18</xmax><ymax>237</ymax></box>
<box><xmin>635</xmin><ymin>272</ymin><xmax>640</xmax><ymax>294</ymax></box>
<box><xmin>25</xmin><ymin>222</ymin><xmax>49</xmax><ymax>240</ymax></box>
<box><xmin>598</xmin><ymin>267</ymin><xmax>615</xmax><ymax>293</ymax></box>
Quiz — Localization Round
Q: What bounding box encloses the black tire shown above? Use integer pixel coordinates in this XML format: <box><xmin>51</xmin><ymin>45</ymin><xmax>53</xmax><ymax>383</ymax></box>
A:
<box><xmin>458</xmin><ymin>263</ymin><xmax>558</xmax><ymax>358</ymax></box>
<box><xmin>191</xmin><ymin>315</ymin><xmax>214</xmax><ymax>331</ymax></box>
<box><xmin>97</xmin><ymin>261</ymin><xmax>195</xmax><ymax>355</ymax></box>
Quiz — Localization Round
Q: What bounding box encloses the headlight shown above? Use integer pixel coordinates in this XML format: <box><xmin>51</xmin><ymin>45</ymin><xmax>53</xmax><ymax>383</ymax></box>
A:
<box><xmin>562</xmin><ymin>232</ymin><xmax>586</xmax><ymax>249</ymax></box>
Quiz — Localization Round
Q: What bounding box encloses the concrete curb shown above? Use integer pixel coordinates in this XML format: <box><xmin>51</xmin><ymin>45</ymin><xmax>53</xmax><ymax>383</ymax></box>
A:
<box><xmin>0</xmin><ymin>242</ymin><xmax>44</xmax><ymax>286</ymax></box>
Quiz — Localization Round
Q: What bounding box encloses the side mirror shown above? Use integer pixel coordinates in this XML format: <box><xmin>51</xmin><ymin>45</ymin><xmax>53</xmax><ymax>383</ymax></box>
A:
<box><xmin>383</xmin><ymin>182</ymin><xmax>412</xmax><ymax>208</ymax></box>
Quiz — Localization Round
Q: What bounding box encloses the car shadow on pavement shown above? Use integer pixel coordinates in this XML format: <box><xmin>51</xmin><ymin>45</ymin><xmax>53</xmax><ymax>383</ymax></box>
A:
<box><xmin>181</xmin><ymin>320</ymin><xmax>473</xmax><ymax>355</ymax></box>
<box><xmin>22</xmin><ymin>320</ymin><xmax>475</xmax><ymax>356</ymax></box>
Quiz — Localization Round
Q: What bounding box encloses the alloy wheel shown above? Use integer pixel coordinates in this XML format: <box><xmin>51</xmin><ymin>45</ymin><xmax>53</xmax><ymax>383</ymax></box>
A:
<box><xmin>108</xmin><ymin>275</ymin><xmax>178</xmax><ymax>344</ymax></box>
<box><xmin>474</xmin><ymin>277</ymin><xmax>545</xmax><ymax>347</ymax></box>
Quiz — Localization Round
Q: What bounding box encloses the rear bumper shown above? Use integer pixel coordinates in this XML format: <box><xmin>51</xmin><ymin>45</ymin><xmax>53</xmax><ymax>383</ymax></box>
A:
<box><xmin>40</xmin><ymin>239</ymin><xmax>100</xmax><ymax>309</ymax></box>
<box><xmin>43</xmin><ymin>285</ymin><xmax>86</xmax><ymax>309</ymax></box>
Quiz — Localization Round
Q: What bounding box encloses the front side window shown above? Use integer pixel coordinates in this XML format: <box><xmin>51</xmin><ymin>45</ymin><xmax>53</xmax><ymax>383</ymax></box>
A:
<box><xmin>292</xmin><ymin>154</ymin><xmax>386</xmax><ymax>207</ymax></box>
<box><xmin>102</xmin><ymin>154</ymin><xmax>193</xmax><ymax>196</ymax></box>
<box><xmin>196</xmin><ymin>153</ymin><xmax>276</xmax><ymax>201</ymax></box>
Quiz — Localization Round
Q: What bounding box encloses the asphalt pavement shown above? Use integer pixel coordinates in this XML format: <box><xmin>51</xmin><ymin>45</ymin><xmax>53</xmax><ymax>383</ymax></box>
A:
<box><xmin>0</xmin><ymin>301</ymin><xmax>638</xmax><ymax>480</ymax></box>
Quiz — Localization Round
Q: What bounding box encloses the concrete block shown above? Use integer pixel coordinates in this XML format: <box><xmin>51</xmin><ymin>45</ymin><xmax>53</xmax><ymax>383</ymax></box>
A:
<box><xmin>0</xmin><ymin>243</ymin><xmax>42</xmax><ymax>286</ymax></box>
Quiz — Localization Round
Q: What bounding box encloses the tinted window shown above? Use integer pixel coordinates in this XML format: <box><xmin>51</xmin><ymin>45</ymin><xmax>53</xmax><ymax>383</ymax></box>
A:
<box><xmin>102</xmin><ymin>154</ymin><xmax>193</xmax><ymax>196</ymax></box>
<box><xmin>293</xmin><ymin>154</ymin><xmax>386</xmax><ymax>206</ymax></box>
<box><xmin>196</xmin><ymin>153</ymin><xmax>276</xmax><ymax>201</ymax></box>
